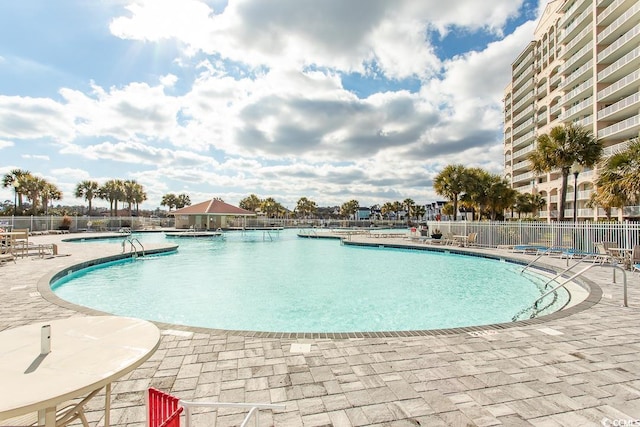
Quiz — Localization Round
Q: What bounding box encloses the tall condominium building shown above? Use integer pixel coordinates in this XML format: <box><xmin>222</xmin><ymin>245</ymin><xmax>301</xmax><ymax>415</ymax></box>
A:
<box><xmin>503</xmin><ymin>0</ymin><xmax>639</xmax><ymax>221</ymax></box>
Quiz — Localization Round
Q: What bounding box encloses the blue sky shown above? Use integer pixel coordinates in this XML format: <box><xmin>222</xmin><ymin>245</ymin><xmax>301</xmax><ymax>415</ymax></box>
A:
<box><xmin>0</xmin><ymin>0</ymin><xmax>544</xmax><ymax>210</ymax></box>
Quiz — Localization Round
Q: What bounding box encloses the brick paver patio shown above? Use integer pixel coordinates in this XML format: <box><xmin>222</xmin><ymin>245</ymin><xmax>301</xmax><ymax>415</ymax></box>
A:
<box><xmin>1</xmin><ymin>232</ymin><xmax>639</xmax><ymax>426</ymax></box>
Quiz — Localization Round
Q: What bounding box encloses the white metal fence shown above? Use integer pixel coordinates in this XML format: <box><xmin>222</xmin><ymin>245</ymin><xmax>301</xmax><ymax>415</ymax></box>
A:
<box><xmin>2</xmin><ymin>216</ymin><xmax>639</xmax><ymax>252</ymax></box>
<box><xmin>0</xmin><ymin>216</ymin><xmax>175</xmax><ymax>233</ymax></box>
<box><xmin>425</xmin><ymin>220</ymin><xmax>640</xmax><ymax>252</ymax></box>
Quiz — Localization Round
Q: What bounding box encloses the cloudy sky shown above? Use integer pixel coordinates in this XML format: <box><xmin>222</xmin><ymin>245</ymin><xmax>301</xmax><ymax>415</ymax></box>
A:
<box><xmin>0</xmin><ymin>0</ymin><xmax>546</xmax><ymax>210</ymax></box>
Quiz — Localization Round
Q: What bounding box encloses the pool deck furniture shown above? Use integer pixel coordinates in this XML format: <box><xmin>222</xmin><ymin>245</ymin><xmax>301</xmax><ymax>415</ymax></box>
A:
<box><xmin>2</xmin><ymin>231</ymin><xmax>640</xmax><ymax>426</ymax></box>
<box><xmin>0</xmin><ymin>316</ymin><xmax>160</xmax><ymax>427</ymax></box>
<box><xmin>147</xmin><ymin>387</ymin><xmax>285</xmax><ymax>427</ymax></box>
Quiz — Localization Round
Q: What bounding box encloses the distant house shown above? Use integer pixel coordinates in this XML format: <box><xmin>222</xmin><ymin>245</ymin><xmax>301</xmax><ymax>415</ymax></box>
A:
<box><xmin>356</xmin><ymin>207</ymin><xmax>371</xmax><ymax>220</ymax></box>
<box><xmin>171</xmin><ymin>198</ymin><xmax>256</xmax><ymax>230</ymax></box>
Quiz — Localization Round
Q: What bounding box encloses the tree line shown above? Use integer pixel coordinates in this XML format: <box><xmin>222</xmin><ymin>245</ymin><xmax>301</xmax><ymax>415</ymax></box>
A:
<box><xmin>2</xmin><ymin>170</ymin><xmax>148</xmax><ymax>216</ymax></box>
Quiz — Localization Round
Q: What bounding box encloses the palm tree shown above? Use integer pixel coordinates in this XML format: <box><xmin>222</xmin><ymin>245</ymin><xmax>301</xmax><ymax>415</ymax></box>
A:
<box><xmin>75</xmin><ymin>180</ymin><xmax>100</xmax><ymax>216</ymax></box>
<box><xmin>459</xmin><ymin>168</ymin><xmax>491</xmax><ymax>220</ymax></box>
<box><xmin>260</xmin><ymin>197</ymin><xmax>280</xmax><ymax>217</ymax></box>
<box><xmin>122</xmin><ymin>180</ymin><xmax>140</xmax><ymax>216</ymax></box>
<box><xmin>295</xmin><ymin>197</ymin><xmax>317</xmax><ymax>218</ymax></box>
<box><xmin>99</xmin><ymin>179</ymin><xmax>124</xmax><ymax>216</ymax></box>
<box><xmin>2</xmin><ymin>169</ymin><xmax>31</xmax><ymax>214</ymax></box>
<box><xmin>381</xmin><ymin>202</ymin><xmax>395</xmax><ymax>220</ymax></box>
<box><xmin>340</xmin><ymin>200</ymin><xmax>359</xmax><ymax>219</ymax></box>
<box><xmin>412</xmin><ymin>205</ymin><xmax>426</xmax><ymax>223</ymax></box>
<box><xmin>176</xmin><ymin>193</ymin><xmax>191</xmax><ymax>209</ymax></box>
<box><xmin>403</xmin><ymin>198</ymin><xmax>415</xmax><ymax>223</ymax></box>
<box><xmin>434</xmin><ymin>164</ymin><xmax>467</xmax><ymax>221</ymax></box>
<box><xmin>392</xmin><ymin>201</ymin><xmax>403</xmax><ymax>222</ymax></box>
<box><xmin>239</xmin><ymin>194</ymin><xmax>262</xmax><ymax>212</ymax></box>
<box><xmin>41</xmin><ymin>182</ymin><xmax>63</xmax><ymax>215</ymax></box>
<box><xmin>528</xmin><ymin>123</ymin><xmax>602</xmax><ymax>221</ymax></box>
<box><xmin>22</xmin><ymin>175</ymin><xmax>47</xmax><ymax>215</ymax></box>
<box><xmin>161</xmin><ymin>193</ymin><xmax>178</xmax><ymax>211</ymax></box>
<box><xmin>485</xmin><ymin>176</ymin><xmax>517</xmax><ymax>220</ymax></box>
<box><xmin>132</xmin><ymin>183</ymin><xmax>147</xmax><ymax>216</ymax></box>
<box><xmin>589</xmin><ymin>137</ymin><xmax>640</xmax><ymax>219</ymax></box>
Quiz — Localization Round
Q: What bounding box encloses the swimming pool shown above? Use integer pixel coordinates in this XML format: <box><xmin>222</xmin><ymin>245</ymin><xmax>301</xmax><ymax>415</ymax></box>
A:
<box><xmin>52</xmin><ymin>229</ymin><xmax>569</xmax><ymax>333</ymax></box>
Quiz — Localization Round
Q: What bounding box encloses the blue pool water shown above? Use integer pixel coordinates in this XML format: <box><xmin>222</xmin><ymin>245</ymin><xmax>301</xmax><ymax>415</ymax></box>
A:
<box><xmin>52</xmin><ymin>230</ymin><xmax>568</xmax><ymax>333</ymax></box>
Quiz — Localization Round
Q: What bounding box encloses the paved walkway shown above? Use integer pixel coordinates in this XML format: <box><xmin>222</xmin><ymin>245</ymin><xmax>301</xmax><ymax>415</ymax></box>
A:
<box><xmin>1</xmin><ymin>233</ymin><xmax>639</xmax><ymax>426</ymax></box>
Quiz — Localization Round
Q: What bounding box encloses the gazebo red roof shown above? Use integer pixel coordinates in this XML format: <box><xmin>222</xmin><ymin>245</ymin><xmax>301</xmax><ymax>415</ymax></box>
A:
<box><xmin>172</xmin><ymin>199</ymin><xmax>256</xmax><ymax>216</ymax></box>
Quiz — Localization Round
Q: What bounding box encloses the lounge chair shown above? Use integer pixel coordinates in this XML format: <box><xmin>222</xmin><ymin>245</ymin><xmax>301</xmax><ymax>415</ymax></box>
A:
<box><xmin>147</xmin><ymin>388</ymin><xmax>285</xmax><ymax>427</ymax></box>
<box><xmin>631</xmin><ymin>245</ymin><xmax>640</xmax><ymax>274</ymax></box>
<box><xmin>562</xmin><ymin>242</ymin><xmax>612</xmax><ymax>264</ymax></box>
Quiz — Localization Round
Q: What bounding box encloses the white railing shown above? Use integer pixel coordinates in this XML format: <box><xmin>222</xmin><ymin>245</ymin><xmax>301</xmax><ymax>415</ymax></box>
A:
<box><xmin>561</xmin><ymin>77</ymin><xmax>593</xmax><ymax>104</ymax></box>
<box><xmin>513</xmin><ymin>65</ymin><xmax>535</xmax><ymax>88</ymax></box>
<box><xmin>513</xmin><ymin>118</ymin><xmax>535</xmax><ymax>135</ymax></box>
<box><xmin>597</xmin><ymin>69</ymin><xmax>640</xmax><ymax>101</ymax></box>
<box><xmin>597</xmin><ymin>92</ymin><xmax>640</xmax><ymax>120</ymax></box>
<box><xmin>577</xmin><ymin>114</ymin><xmax>594</xmax><ymax>127</ymax></box>
<box><xmin>559</xmin><ymin>96</ymin><xmax>593</xmax><ymax>120</ymax></box>
<box><xmin>560</xmin><ymin>59</ymin><xmax>593</xmax><ymax>89</ymax></box>
<box><xmin>598</xmin><ymin>0</ymin><xmax>626</xmax><ymax>25</ymax></box>
<box><xmin>513</xmin><ymin>105</ymin><xmax>535</xmax><ymax>124</ymax></box>
<box><xmin>513</xmin><ymin>130</ymin><xmax>536</xmax><ymax>148</ymax></box>
<box><xmin>597</xmin><ymin>2</ymin><xmax>640</xmax><ymax>44</ymax></box>
<box><xmin>561</xmin><ymin>44</ymin><xmax>592</xmax><ymax>74</ymax></box>
<box><xmin>512</xmin><ymin>90</ymin><xmax>536</xmax><ymax>111</ymax></box>
<box><xmin>513</xmin><ymin>51</ymin><xmax>534</xmax><ymax>76</ymax></box>
<box><xmin>513</xmin><ymin>142</ymin><xmax>536</xmax><ymax>159</ymax></box>
<box><xmin>602</xmin><ymin>140</ymin><xmax>631</xmax><ymax>157</ymax></box>
<box><xmin>597</xmin><ymin>114</ymin><xmax>640</xmax><ymax>138</ymax></box>
<box><xmin>597</xmin><ymin>22</ymin><xmax>640</xmax><ymax>63</ymax></box>
<box><xmin>421</xmin><ymin>220</ymin><xmax>640</xmax><ymax>252</ymax></box>
<box><xmin>559</xmin><ymin>7</ymin><xmax>592</xmax><ymax>43</ymax></box>
<box><xmin>561</xmin><ymin>24</ymin><xmax>593</xmax><ymax>57</ymax></box>
<box><xmin>597</xmin><ymin>47</ymin><xmax>640</xmax><ymax>82</ymax></box>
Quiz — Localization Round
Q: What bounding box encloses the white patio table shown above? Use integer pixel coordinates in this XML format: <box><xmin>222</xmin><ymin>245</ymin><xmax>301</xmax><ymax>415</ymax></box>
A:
<box><xmin>0</xmin><ymin>316</ymin><xmax>160</xmax><ymax>427</ymax></box>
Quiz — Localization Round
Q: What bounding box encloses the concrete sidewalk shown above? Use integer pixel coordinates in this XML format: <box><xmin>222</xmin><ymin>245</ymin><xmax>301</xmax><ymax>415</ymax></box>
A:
<box><xmin>1</xmin><ymin>232</ymin><xmax>639</xmax><ymax>426</ymax></box>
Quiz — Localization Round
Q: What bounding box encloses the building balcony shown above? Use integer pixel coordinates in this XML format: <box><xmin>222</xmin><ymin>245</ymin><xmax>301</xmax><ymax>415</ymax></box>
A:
<box><xmin>577</xmin><ymin>114</ymin><xmax>594</xmax><ymax>127</ymax></box>
<box><xmin>602</xmin><ymin>140</ymin><xmax>631</xmax><ymax>157</ymax></box>
<box><xmin>597</xmin><ymin>0</ymin><xmax>634</xmax><ymax>26</ymax></box>
<box><xmin>597</xmin><ymin>69</ymin><xmax>640</xmax><ymax>102</ymax></box>
<box><xmin>513</xmin><ymin>118</ymin><xmax>536</xmax><ymax>138</ymax></box>
<box><xmin>513</xmin><ymin>143</ymin><xmax>536</xmax><ymax>160</ymax></box>
<box><xmin>560</xmin><ymin>60</ymin><xmax>593</xmax><ymax>89</ymax></box>
<box><xmin>513</xmin><ymin>105</ymin><xmax>535</xmax><ymax>125</ymax></box>
<box><xmin>561</xmin><ymin>77</ymin><xmax>593</xmax><ymax>105</ymax></box>
<box><xmin>597</xmin><ymin>1</ymin><xmax>640</xmax><ymax>45</ymax></box>
<box><xmin>512</xmin><ymin>171</ymin><xmax>536</xmax><ymax>183</ymax></box>
<box><xmin>597</xmin><ymin>91</ymin><xmax>640</xmax><ymax>121</ymax></box>
<box><xmin>559</xmin><ymin>7</ymin><xmax>593</xmax><ymax>43</ymax></box>
<box><xmin>559</xmin><ymin>96</ymin><xmax>593</xmax><ymax>121</ymax></box>
<box><xmin>561</xmin><ymin>44</ymin><xmax>592</xmax><ymax>74</ymax></box>
<box><xmin>513</xmin><ymin>65</ymin><xmax>535</xmax><ymax>89</ymax></box>
<box><xmin>597</xmin><ymin>46</ymin><xmax>640</xmax><ymax>83</ymax></box>
<box><xmin>598</xmin><ymin>114</ymin><xmax>640</xmax><ymax>139</ymax></box>
<box><xmin>560</xmin><ymin>0</ymin><xmax>589</xmax><ymax>26</ymax></box>
<box><xmin>513</xmin><ymin>51</ymin><xmax>535</xmax><ymax>76</ymax></box>
<box><xmin>513</xmin><ymin>84</ymin><xmax>535</xmax><ymax>103</ymax></box>
<box><xmin>512</xmin><ymin>159</ymin><xmax>531</xmax><ymax>172</ymax></box>
<box><xmin>560</xmin><ymin>25</ymin><xmax>593</xmax><ymax>58</ymax></box>
<box><xmin>512</xmin><ymin>91</ymin><xmax>535</xmax><ymax>112</ymax></box>
<box><xmin>597</xmin><ymin>22</ymin><xmax>640</xmax><ymax>63</ymax></box>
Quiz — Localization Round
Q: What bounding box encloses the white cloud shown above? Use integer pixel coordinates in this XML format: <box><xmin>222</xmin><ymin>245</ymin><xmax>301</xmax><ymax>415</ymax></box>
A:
<box><xmin>0</xmin><ymin>0</ymin><xmax>542</xmax><ymax>208</ymax></box>
<box><xmin>22</xmin><ymin>154</ymin><xmax>50</xmax><ymax>161</ymax></box>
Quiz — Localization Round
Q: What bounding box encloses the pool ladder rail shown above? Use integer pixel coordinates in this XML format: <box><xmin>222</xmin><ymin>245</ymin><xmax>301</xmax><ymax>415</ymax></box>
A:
<box><xmin>515</xmin><ymin>257</ymin><xmax>628</xmax><ymax>321</ymax></box>
<box><xmin>122</xmin><ymin>237</ymin><xmax>145</xmax><ymax>259</ymax></box>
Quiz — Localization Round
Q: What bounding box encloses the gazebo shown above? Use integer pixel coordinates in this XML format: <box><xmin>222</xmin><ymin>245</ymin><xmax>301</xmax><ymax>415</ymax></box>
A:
<box><xmin>171</xmin><ymin>198</ymin><xmax>256</xmax><ymax>230</ymax></box>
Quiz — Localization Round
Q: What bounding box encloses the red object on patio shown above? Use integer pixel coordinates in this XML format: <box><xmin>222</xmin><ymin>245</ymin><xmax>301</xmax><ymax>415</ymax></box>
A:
<box><xmin>147</xmin><ymin>388</ymin><xmax>183</xmax><ymax>427</ymax></box>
